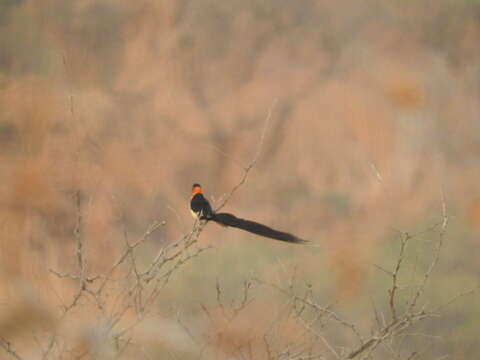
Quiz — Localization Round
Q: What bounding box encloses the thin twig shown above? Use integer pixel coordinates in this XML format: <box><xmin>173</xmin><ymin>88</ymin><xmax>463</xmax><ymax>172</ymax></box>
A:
<box><xmin>215</xmin><ymin>99</ymin><xmax>277</xmax><ymax>212</ymax></box>
<box><xmin>408</xmin><ymin>194</ymin><xmax>448</xmax><ymax>313</ymax></box>
<box><xmin>0</xmin><ymin>337</ymin><xmax>23</xmax><ymax>360</ymax></box>
<box><xmin>255</xmin><ymin>278</ymin><xmax>363</xmax><ymax>343</ymax></box>
<box><xmin>389</xmin><ymin>233</ymin><xmax>410</xmax><ymax>322</ymax></box>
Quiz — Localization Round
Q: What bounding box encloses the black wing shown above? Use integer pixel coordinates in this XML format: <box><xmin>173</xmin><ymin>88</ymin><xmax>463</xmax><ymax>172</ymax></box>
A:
<box><xmin>190</xmin><ymin>194</ymin><xmax>214</xmax><ymax>220</ymax></box>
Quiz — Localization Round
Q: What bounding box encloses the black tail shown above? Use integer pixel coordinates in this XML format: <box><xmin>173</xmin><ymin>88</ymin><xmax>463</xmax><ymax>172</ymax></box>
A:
<box><xmin>211</xmin><ymin>213</ymin><xmax>307</xmax><ymax>244</ymax></box>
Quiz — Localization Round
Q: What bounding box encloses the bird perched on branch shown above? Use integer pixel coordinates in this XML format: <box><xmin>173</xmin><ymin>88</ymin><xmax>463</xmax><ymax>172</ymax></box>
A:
<box><xmin>190</xmin><ymin>184</ymin><xmax>307</xmax><ymax>244</ymax></box>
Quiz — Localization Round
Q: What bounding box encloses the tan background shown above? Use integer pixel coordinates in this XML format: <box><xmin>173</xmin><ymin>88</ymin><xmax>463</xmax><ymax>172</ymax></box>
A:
<box><xmin>0</xmin><ymin>1</ymin><xmax>479</xmax><ymax>359</ymax></box>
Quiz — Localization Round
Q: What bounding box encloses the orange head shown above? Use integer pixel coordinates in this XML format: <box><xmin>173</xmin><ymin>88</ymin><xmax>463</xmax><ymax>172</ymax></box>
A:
<box><xmin>192</xmin><ymin>183</ymin><xmax>202</xmax><ymax>195</ymax></box>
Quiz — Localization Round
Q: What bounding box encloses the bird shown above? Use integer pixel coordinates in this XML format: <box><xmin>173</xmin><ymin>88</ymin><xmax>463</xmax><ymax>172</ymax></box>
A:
<box><xmin>190</xmin><ymin>183</ymin><xmax>307</xmax><ymax>244</ymax></box>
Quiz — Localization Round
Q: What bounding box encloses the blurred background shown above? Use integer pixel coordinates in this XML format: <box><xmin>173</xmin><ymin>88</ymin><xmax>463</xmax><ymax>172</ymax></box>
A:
<box><xmin>0</xmin><ymin>0</ymin><xmax>479</xmax><ymax>359</ymax></box>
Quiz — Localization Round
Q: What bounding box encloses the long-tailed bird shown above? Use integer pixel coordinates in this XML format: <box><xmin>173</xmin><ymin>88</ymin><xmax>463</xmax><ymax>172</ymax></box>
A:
<box><xmin>190</xmin><ymin>183</ymin><xmax>306</xmax><ymax>244</ymax></box>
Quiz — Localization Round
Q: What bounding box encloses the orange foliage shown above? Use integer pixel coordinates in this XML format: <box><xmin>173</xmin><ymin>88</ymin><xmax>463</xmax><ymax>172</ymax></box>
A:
<box><xmin>0</xmin><ymin>0</ymin><xmax>479</xmax><ymax>357</ymax></box>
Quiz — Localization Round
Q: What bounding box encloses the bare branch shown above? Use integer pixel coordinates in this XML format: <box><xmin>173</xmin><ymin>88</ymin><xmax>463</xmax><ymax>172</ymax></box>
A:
<box><xmin>255</xmin><ymin>278</ymin><xmax>363</xmax><ymax>344</ymax></box>
<box><xmin>215</xmin><ymin>99</ymin><xmax>277</xmax><ymax>212</ymax></box>
<box><xmin>408</xmin><ymin>195</ymin><xmax>448</xmax><ymax>313</ymax></box>
<box><xmin>0</xmin><ymin>338</ymin><xmax>23</xmax><ymax>360</ymax></box>
<box><xmin>389</xmin><ymin>233</ymin><xmax>410</xmax><ymax>322</ymax></box>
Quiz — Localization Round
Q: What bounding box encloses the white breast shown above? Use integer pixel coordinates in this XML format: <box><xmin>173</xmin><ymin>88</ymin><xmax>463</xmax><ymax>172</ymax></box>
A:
<box><xmin>190</xmin><ymin>209</ymin><xmax>199</xmax><ymax>219</ymax></box>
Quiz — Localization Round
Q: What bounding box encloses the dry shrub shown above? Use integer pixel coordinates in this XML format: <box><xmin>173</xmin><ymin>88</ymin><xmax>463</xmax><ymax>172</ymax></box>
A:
<box><xmin>0</xmin><ymin>0</ymin><xmax>479</xmax><ymax>358</ymax></box>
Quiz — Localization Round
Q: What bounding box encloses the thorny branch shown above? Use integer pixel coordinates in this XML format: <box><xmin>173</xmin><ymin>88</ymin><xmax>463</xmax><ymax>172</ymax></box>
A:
<box><xmin>70</xmin><ymin>191</ymin><xmax>89</xmax><ymax>307</ymax></box>
<box><xmin>6</xmin><ymin>101</ymin><xmax>472</xmax><ymax>360</ymax></box>
<box><xmin>215</xmin><ymin>98</ymin><xmax>277</xmax><ymax>212</ymax></box>
<box><xmin>345</xmin><ymin>195</ymin><xmax>450</xmax><ymax>359</ymax></box>
<box><xmin>0</xmin><ymin>337</ymin><xmax>23</xmax><ymax>360</ymax></box>
<box><xmin>246</xmin><ymin>195</ymin><xmax>475</xmax><ymax>360</ymax></box>
<box><xmin>407</xmin><ymin>195</ymin><xmax>448</xmax><ymax>313</ymax></box>
<box><xmin>389</xmin><ymin>232</ymin><xmax>410</xmax><ymax>322</ymax></box>
<box><xmin>41</xmin><ymin>103</ymin><xmax>278</xmax><ymax>358</ymax></box>
<box><xmin>255</xmin><ymin>278</ymin><xmax>363</xmax><ymax>344</ymax></box>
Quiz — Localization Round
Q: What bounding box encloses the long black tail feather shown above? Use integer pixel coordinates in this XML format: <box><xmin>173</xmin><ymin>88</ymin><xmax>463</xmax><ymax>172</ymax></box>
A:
<box><xmin>212</xmin><ymin>213</ymin><xmax>307</xmax><ymax>244</ymax></box>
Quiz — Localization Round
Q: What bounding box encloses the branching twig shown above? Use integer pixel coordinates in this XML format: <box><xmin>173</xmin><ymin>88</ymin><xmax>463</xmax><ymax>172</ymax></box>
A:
<box><xmin>215</xmin><ymin>99</ymin><xmax>277</xmax><ymax>212</ymax></box>
<box><xmin>408</xmin><ymin>193</ymin><xmax>448</xmax><ymax>313</ymax></box>
<box><xmin>0</xmin><ymin>337</ymin><xmax>23</xmax><ymax>360</ymax></box>
<box><xmin>255</xmin><ymin>278</ymin><xmax>363</xmax><ymax>344</ymax></box>
<box><xmin>389</xmin><ymin>232</ymin><xmax>410</xmax><ymax>322</ymax></box>
<box><xmin>62</xmin><ymin>190</ymin><xmax>93</xmax><ymax>311</ymax></box>
<box><xmin>349</xmin><ymin>195</ymin><xmax>451</xmax><ymax>359</ymax></box>
<box><xmin>346</xmin><ymin>310</ymin><xmax>432</xmax><ymax>359</ymax></box>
